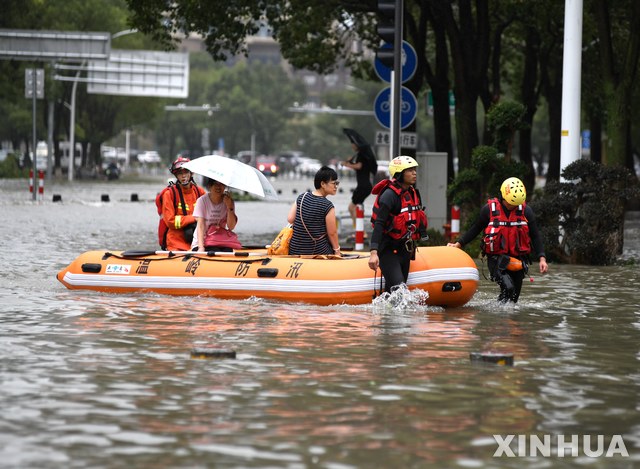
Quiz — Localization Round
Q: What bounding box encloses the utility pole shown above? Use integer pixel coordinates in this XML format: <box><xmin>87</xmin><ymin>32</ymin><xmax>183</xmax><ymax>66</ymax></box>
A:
<box><xmin>559</xmin><ymin>0</ymin><xmax>583</xmax><ymax>180</ymax></box>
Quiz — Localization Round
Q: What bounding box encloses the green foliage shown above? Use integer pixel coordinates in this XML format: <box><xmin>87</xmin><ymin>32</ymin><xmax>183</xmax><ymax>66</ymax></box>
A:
<box><xmin>0</xmin><ymin>0</ymin><xmax>45</xmax><ymax>29</ymax></box>
<box><xmin>529</xmin><ymin>160</ymin><xmax>640</xmax><ymax>265</ymax></box>
<box><xmin>447</xmin><ymin>167</ymin><xmax>482</xmax><ymax>208</ymax></box>
<box><xmin>126</xmin><ymin>0</ymin><xmax>374</xmax><ymax>74</ymax></box>
<box><xmin>0</xmin><ymin>154</ymin><xmax>28</xmax><ymax>178</ymax></box>
<box><xmin>486</xmin><ymin>100</ymin><xmax>527</xmax><ymax>158</ymax></box>
<box><xmin>447</xmin><ymin>145</ymin><xmax>529</xmax><ymax>212</ymax></box>
<box><xmin>196</xmin><ymin>61</ymin><xmax>307</xmax><ymax>156</ymax></box>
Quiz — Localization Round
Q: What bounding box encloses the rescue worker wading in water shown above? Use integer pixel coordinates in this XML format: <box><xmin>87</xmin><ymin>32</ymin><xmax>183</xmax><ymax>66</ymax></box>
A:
<box><xmin>159</xmin><ymin>157</ymin><xmax>205</xmax><ymax>251</ymax></box>
<box><xmin>368</xmin><ymin>156</ymin><xmax>428</xmax><ymax>293</ymax></box>
<box><xmin>447</xmin><ymin>177</ymin><xmax>549</xmax><ymax>303</ymax></box>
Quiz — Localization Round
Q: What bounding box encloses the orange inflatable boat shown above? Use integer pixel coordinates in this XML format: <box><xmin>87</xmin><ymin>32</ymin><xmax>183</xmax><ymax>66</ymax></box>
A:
<box><xmin>56</xmin><ymin>246</ymin><xmax>479</xmax><ymax>306</ymax></box>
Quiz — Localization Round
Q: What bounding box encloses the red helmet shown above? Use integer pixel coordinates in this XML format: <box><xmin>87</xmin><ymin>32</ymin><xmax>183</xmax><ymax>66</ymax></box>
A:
<box><xmin>170</xmin><ymin>156</ymin><xmax>191</xmax><ymax>175</ymax></box>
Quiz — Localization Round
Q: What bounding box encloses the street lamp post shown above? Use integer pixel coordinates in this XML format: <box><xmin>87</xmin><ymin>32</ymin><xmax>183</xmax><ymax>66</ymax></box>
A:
<box><xmin>67</xmin><ymin>64</ymin><xmax>81</xmax><ymax>181</ymax></box>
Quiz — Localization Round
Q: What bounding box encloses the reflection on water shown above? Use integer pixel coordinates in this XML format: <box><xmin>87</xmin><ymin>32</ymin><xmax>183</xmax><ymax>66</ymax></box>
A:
<box><xmin>0</xmin><ymin>178</ymin><xmax>639</xmax><ymax>468</ymax></box>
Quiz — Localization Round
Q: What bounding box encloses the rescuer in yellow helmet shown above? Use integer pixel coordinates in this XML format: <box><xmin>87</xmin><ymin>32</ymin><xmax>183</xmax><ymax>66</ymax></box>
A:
<box><xmin>369</xmin><ymin>156</ymin><xmax>428</xmax><ymax>294</ymax></box>
<box><xmin>447</xmin><ymin>177</ymin><xmax>548</xmax><ymax>303</ymax></box>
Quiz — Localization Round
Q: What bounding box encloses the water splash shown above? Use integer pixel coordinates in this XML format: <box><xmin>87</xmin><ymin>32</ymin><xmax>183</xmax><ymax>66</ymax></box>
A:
<box><xmin>372</xmin><ymin>284</ymin><xmax>430</xmax><ymax>312</ymax></box>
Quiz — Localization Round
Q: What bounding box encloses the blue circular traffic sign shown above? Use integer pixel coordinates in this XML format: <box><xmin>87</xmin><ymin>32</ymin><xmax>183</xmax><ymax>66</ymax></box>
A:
<box><xmin>373</xmin><ymin>86</ymin><xmax>418</xmax><ymax>130</ymax></box>
<box><xmin>374</xmin><ymin>41</ymin><xmax>417</xmax><ymax>84</ymax></box>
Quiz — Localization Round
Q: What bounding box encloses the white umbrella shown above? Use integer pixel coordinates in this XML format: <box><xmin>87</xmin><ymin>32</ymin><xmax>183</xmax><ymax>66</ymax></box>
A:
<box><xmin>183</xmin><ymin>154</ymin><xmax>278</xmax><ymax>200</ymax></box>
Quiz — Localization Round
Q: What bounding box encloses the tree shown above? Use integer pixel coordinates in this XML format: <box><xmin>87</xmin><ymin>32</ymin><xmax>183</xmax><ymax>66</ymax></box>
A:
<box><xmin>520</xmin><ymin>1</ymin><xmax>565</xmax><ymax>183</ymax></box>
<box><xmin>203</xmin><ymin>62</ymin><xmax>307</xmax><ymax>155</ymax></box>
<box><xmin>126</xmin><ymin>0</ymin><xmax>373</xmax><ymax>73</ymax></box>
<box><xmin>406</xmin><ymin>2</ymin><xmax>455</xmax><ymax>181</ymax></box>
<box><xmin>0</xmin><ymin>62</ymin><xmax>39</xmax><ymax>153</ymax></box>
<box><xmin>530</xmin><ymin>160</ymin><xmax>640</xmax><ymax>264</ymax></box>
<box><xmin>430</xmin><ymin>0</ymin><xmax>491</xmax><ymax>172</ymax></box>
<box><xmin>587</xmin><ymin>0</ymin><xmax>640</xmax><ymax>170</ymax></box>
<box><xmin>486</xmin><ymin>100</ymin><xmax>526</xmax><ymax>162</ymax></box>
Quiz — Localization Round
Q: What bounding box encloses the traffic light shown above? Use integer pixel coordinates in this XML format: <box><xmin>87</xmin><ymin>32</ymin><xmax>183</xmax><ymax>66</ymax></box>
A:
<box><xmin>377</xmin><ymin>0</ymin><xmax>395</xmax><ymax>42</ymax></box>
<box><xmin>376</xmin><ymin>0</ymin><xmax>396</xmax><ymax>68</ymax></box>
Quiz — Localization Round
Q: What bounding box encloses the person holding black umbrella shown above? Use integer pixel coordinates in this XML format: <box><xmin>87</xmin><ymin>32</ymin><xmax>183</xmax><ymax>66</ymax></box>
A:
<box><xmin>341</xmin><ymin>129</ymin><xmax>377</xmax><ymax>227</ymax></box>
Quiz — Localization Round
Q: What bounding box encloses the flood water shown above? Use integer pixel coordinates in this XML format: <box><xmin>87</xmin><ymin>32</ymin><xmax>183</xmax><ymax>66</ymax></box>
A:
<box><xmin>1</xmin><ymin>175</ymin><xmax>639</xmax><ymax>468</ymax></box>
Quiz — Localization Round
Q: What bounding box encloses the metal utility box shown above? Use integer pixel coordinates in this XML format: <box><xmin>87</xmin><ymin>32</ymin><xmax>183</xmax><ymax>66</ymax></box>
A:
<box><xmin>415</xmin><ymin>152</ymin><xmax>448</xmax><ymax>233</ymax></box>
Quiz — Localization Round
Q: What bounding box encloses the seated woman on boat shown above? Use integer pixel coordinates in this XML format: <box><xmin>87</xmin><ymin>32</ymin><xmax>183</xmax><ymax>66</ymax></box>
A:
<box><xmin>192</xmin><ymin>177</ymin><xmax>242</xmax><ymax>252</ymax></box>
<box><xmin>287</xmin><ymin>166</ymin><xmax>341</xmax><ymax>256</ymax></box>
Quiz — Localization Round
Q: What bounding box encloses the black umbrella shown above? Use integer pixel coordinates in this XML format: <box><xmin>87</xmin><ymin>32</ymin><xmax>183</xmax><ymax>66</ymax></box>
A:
<box><xmin>343</xmin><ymin>128</ymin><xmax>369</xmax><ymax>148</ymax></box>
<box><xmin>342</xmin><ymin>128</ymin><xmax>378</xmax><ymax>175</ymax></box>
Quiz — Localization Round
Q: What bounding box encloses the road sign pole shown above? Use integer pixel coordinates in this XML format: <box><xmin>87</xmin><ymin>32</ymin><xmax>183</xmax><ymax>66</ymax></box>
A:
<box><xmin>26</xmin><ymin>68</ymin><xmax>44</xmax><ymax>198</ymax></box>
<box><xmin>31</xmin><ymin>70</ymin><xmax>37</xmax><ymax>201</ymax></box>
<box><xmin>68</xmin><ymin>68</ymin><xmax>80</xmax><ymax>182</ymax></box>
<box><xmin>389</xmin><ymin>71</ymin><xmax>396</xmax><ymax>160</ymax></box>
<box><xmin>390</xmin><ymin>0</ymin><xmax>403</xmax><ymax>160</ymax></box>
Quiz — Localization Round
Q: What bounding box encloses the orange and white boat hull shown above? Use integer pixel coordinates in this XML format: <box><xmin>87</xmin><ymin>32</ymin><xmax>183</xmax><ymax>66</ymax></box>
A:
<box><xmin>56</xmin><ymin>246</ymin><xmax>479</xmax><ymax>306</ymax></box>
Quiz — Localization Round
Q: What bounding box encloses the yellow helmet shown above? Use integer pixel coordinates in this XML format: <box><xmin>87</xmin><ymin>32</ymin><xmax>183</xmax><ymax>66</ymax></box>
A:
<box><xmin>500</xmin><ymin>177</ymin><xmax>526</xmax><ymax>205</ymax></box>
<box><xmin>388</xmin><ymin>155</ymin><xmax>418</xmax><ymax>178</ymax></box>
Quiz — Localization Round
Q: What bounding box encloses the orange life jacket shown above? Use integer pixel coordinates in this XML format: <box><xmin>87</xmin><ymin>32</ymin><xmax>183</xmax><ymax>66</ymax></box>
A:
<box><xmin>482</xmin><ymin>198</ymin><xmax>531</xmax><ymax>256</ymax></box>
<box><xmin>370</xmin><ymin>179</ymin><xmax>428</xmax><ymax>241</ymax></box>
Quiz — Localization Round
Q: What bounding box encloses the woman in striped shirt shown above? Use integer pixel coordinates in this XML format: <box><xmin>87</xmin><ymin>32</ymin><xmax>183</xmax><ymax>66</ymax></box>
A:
<box><xmin>287</xmin><ymin>166</ymin><xmax>341</xmax><ymax>256</ymax></box>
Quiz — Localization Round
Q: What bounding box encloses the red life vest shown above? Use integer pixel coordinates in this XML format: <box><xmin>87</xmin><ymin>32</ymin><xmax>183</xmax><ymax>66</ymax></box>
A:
<box><xmin>155</xmin><ymin>182</ymin><xmax>204</xmax><ymax>249</ymax></box>
<box><xmin>370</xmin><ymin>179</ymin><xmax>428</xmax><ymax>241</ymax></box>
<box><xmin>482</xmin><ymin>198</ymin><xmax>531</xmax><ymax>256</ymax></box>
